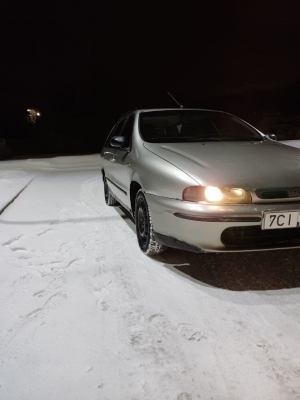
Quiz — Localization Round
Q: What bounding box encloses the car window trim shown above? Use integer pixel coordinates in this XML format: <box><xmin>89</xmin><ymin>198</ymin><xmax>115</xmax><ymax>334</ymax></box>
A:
<box><xmin>113</xmin><ymin>113</ymin><xmax>135</xmax><ymax>152</ymax></box>
<box><xmin>104</xmin><ymin>117</ymin><xmax>127</xmax><ymax>148</ymax></box>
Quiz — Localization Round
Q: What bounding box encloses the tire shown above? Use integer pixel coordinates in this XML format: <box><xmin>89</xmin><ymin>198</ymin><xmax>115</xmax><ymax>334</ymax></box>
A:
<box><xmin>104</xmin><ymin>178</ymin><xmax>118</xmax><ymax>206</ymax></box>
<box><xmin>135</xmin><ymin>189</ymin><xmax>167</xmax><ymax>255</ymax></box>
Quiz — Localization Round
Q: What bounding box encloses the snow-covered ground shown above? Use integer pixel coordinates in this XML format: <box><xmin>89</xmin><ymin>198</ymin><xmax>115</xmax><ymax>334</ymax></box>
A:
<box><xmin>1</xmin><ymin>154</ymin><xmax>300</xmax><ymax>400</ymax></box>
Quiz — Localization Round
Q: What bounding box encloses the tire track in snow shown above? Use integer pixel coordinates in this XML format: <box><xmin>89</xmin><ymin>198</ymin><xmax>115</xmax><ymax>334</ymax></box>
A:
<box><xmin>80</xmin><ymin>176</ymin><xmax>104</xmax><ymax>215</ymax></box>
<box><xmin>0</xmin><ymin>178</ymin><xmax>34</xmax><ymax>216</ymax></box>
<box><xmin>91</xmin><ymin>236</ymin><xmax>197</xmax><ymax>399</ymax></box>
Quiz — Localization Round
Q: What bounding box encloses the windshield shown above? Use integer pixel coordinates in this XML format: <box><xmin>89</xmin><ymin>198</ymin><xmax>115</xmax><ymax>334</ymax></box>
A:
<box><xmin>139</xmin><ymin>110</ymin><xmax>263</xmax><ymax>143</ymax></box>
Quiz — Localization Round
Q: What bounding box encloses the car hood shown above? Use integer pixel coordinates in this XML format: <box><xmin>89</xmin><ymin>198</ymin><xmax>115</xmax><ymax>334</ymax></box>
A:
<box><xmin>143</xmin><ymin>140</ymin><xmax>300</xmax><ymax>188</ymax></box>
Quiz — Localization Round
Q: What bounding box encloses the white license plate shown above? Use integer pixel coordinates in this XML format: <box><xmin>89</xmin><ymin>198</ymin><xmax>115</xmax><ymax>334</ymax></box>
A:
<box><xmin>263</xmin><ymin>211</ymin><xmax>300</xmax><ymax>230</ymax></box>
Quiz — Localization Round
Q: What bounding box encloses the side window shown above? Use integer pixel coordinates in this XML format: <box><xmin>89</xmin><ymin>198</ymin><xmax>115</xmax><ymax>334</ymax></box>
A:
<box><xmin>104</xmin><ymin>119</ymin><xmax>126</xmax><ymax>148</ymax></box>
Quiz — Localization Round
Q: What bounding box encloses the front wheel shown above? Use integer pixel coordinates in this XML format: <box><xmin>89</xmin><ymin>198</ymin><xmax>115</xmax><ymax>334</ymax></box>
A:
<box><xmin>135</xmin><ymin>190</ymin><xmax>167</xmax><ymax>255</ymax></box>
<box><xmin>104</xmin><ymin>178</ymin><xmax>118</xmax><ymax>206</ymax></box>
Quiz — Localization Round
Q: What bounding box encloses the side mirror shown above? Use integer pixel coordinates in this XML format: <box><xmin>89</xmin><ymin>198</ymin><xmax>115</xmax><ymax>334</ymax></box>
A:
<box><xmin>266</xmin><ymin>133</ymin><xmax>277</xmax><ymax>141</ymax></box>
<box><xmin>110</xmin><ymin>136</ymin><xmax>128</xmax><ymax>148</ymax></box>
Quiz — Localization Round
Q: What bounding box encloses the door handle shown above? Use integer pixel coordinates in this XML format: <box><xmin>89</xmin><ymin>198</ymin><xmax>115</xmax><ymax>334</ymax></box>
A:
<box><xmin>103</xmin><ymin>151</ymin><xmax>116</xmax><ymax>162</ymax></box>
<box><xmin>104</xmin><ymin>151</ymin><xmax>114</xmax><ymax>158</ymax></box>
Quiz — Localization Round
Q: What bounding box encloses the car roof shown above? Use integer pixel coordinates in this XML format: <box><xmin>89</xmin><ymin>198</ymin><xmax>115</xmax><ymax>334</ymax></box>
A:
<box><xmin>116</xmin><ymin>108</ymin><xmax>238</xmax><ymax>124</ymax></box>
<box><xmin>117</xmin><ymin>108</ymin><xmax>228</xmax><ymax>122</ymax></box>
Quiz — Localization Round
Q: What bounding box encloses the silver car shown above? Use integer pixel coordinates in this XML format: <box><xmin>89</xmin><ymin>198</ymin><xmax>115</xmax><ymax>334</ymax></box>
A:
<box><xmin>101</xmin><ymin>109</ymin><xmax>300</xmax><ymax>255</ymax></box>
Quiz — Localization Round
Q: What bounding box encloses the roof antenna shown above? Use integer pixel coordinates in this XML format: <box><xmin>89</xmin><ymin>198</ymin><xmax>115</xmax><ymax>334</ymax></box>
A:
<box><xmin>167</xmin><ymin>92</ymin><xmax>183</xmax><ymax>108</ymax></box>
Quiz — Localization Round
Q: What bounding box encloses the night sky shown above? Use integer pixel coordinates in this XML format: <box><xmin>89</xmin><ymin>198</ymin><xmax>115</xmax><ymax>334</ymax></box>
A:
<box><xmin>1</xmin><ymin>0</ymin><xmax>300</xmax><ymax>147</ymax></box>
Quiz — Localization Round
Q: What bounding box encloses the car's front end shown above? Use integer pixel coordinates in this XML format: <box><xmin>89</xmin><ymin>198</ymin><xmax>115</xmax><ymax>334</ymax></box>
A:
<box><xmin>146</xmin><ymin>193</ymin><xmax>300</xmax><ymax>252</ymax></box>
<box><xmin>138</xmin><ymin>109</ymin><xmax>300</xmax><ymax>253</ymax></box>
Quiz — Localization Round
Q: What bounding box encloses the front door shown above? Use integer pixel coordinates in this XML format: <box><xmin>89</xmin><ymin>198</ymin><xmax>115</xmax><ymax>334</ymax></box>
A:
<box><xmin>109</xmin><ymin>114</ymin><xmax>135</xmax><ymax>208</ymax></box>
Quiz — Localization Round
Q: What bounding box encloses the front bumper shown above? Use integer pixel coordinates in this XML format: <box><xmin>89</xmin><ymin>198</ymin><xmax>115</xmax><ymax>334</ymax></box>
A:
<box><xmin>145</xmin><ymin>193</ymin><xmax>300</xmax><ymax>252</ymax></box>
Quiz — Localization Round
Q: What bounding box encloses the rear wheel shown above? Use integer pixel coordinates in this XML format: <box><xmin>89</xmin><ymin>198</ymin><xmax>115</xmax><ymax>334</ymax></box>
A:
<box><xmin>104</xmin><ymin>178</ymin><xmax>118</xmax><ymax>206</ymax></box>
<box><xmin>135</xmin><ymin>190</ymin><xmax>167</xmax><ymax>255</ymax></box>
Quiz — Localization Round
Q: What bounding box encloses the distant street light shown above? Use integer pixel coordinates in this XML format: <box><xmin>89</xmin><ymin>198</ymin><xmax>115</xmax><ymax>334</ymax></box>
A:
<box><xmin>26</xmin><ymin>108</ymin><xmax>41</xmax><ymax>124</ymax></box>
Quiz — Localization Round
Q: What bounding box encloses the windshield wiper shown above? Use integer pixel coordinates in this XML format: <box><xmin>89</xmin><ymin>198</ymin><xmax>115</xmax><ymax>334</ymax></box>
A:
<box><xmin>146</xmin><ymin>136</ymin><xmax>262</xmax><ymax>143</ymax></box>
<box><xmin>164</xmin><ymin>136</ymin><xmax>224</xmax><ymax>142</ymax></box>
<box><xmin>194</xmin><ymin>137</ymin><xmax>223</xmax><ymax>142</ymax></box>
<box><xmin>219</xmin><ymin>137</ymin><xmax>262</xmax><ymax>142</ymax></box>
<box><xmin>146</xmin><ymin>136</ymin><xmax>222</xmax><ymax>142</ymax></box>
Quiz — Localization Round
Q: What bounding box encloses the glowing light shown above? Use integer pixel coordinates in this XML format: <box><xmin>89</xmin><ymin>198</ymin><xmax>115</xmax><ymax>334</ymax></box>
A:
<box><xmin>26</xmin><ymin>108</ymin><xmax>41</xmax><ymax>124</ymax></box>
<box><xmin>232</xmin><ymin>189</ymin><xmax>244</xmax><ymax>196</ymax></box>
<box><xmin>205</xmin><ymin>186</ymin><xmax>223</xmax><ymax>202</ymax></box>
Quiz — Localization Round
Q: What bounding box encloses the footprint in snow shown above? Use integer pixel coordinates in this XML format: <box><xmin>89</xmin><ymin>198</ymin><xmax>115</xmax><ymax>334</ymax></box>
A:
<box><xmin>8</xmin><ymin>274</ymin><xmax>33</xmax><ymax>298</ymax></box>
<box><xmin>148</xmin><ymin>313</ymin><xmax>165</xmax><ymax>323</ymax></box>
<box><xmin>27</xmin><ymin>292</ymin><xmax>67</xmax><ymax>319</ymax></box>
<box><xmin>178</xmin><ymin>324</ymin><xmax>207</xmax><ymax>342</ymax></box>
<box><xmin>33</xmin><ymin>276</ymin><xmax>66</xmax><ymax>297</ymax></box>
<box><xmin>91</xmin><ymin>286</ymin><xmax>113</xmax><ymax>311</ymax></box>
<box><xmin>13</xmin><ymin>274</ymin><xmax>32</xmax><ymax>287</ymax></box>
<box><xmin>37</xmin><ymin>228</ymin><xmax>54</xmax><ymax>237</ymax></box>
<box><xmin>3</xmin><ymin>236</ymin><xmax>23</xmax><ymax>247</ymax></box>
<box><xmin>177</xmin><ymin>393</ymin><xmax>192</xmax><ymax>400</ymax></box>
<box><xmin>11</xmin><ymin>247</ymin><xmax>27</xmax><ymax>253</ymax></box>
<box><xmin>97</xmin><ymin>300</ymin><xmax>109</xmax><ymax>311</ymax></box>
<box><xmin>59</xmin><ymin>242</ymin><xmax>76</xmax><ymax>257</ymax></box>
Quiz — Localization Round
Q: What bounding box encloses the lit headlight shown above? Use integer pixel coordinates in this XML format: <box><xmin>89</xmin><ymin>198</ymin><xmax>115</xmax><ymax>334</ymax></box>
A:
<box><xmin>182</xmin><ymin>186</ymin><xmax>251</xmax><ymax>204</ymax></box>
<box><xmin>205</xmin><ymin>186</ymin><xmax>223</xmax><ymax>202</ymax></box>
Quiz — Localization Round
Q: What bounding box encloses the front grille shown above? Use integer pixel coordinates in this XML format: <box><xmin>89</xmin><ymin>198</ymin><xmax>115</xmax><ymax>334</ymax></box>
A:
<box><xmin>221</xmin><ymin>226</ymin><xmax>300</xmax><ymax>249</ymax></box>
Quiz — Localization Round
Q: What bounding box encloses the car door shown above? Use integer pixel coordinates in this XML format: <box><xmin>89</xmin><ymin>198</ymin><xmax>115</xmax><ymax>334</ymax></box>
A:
<box><xmin>109</xmin><ymin>113</ymin><xmax>135</xmax><ymax>208</ymax></box>
<box><xmin>101</xmin><ymin>118</ymin><xmax>126</xmax><ymax>183</ymax></box>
